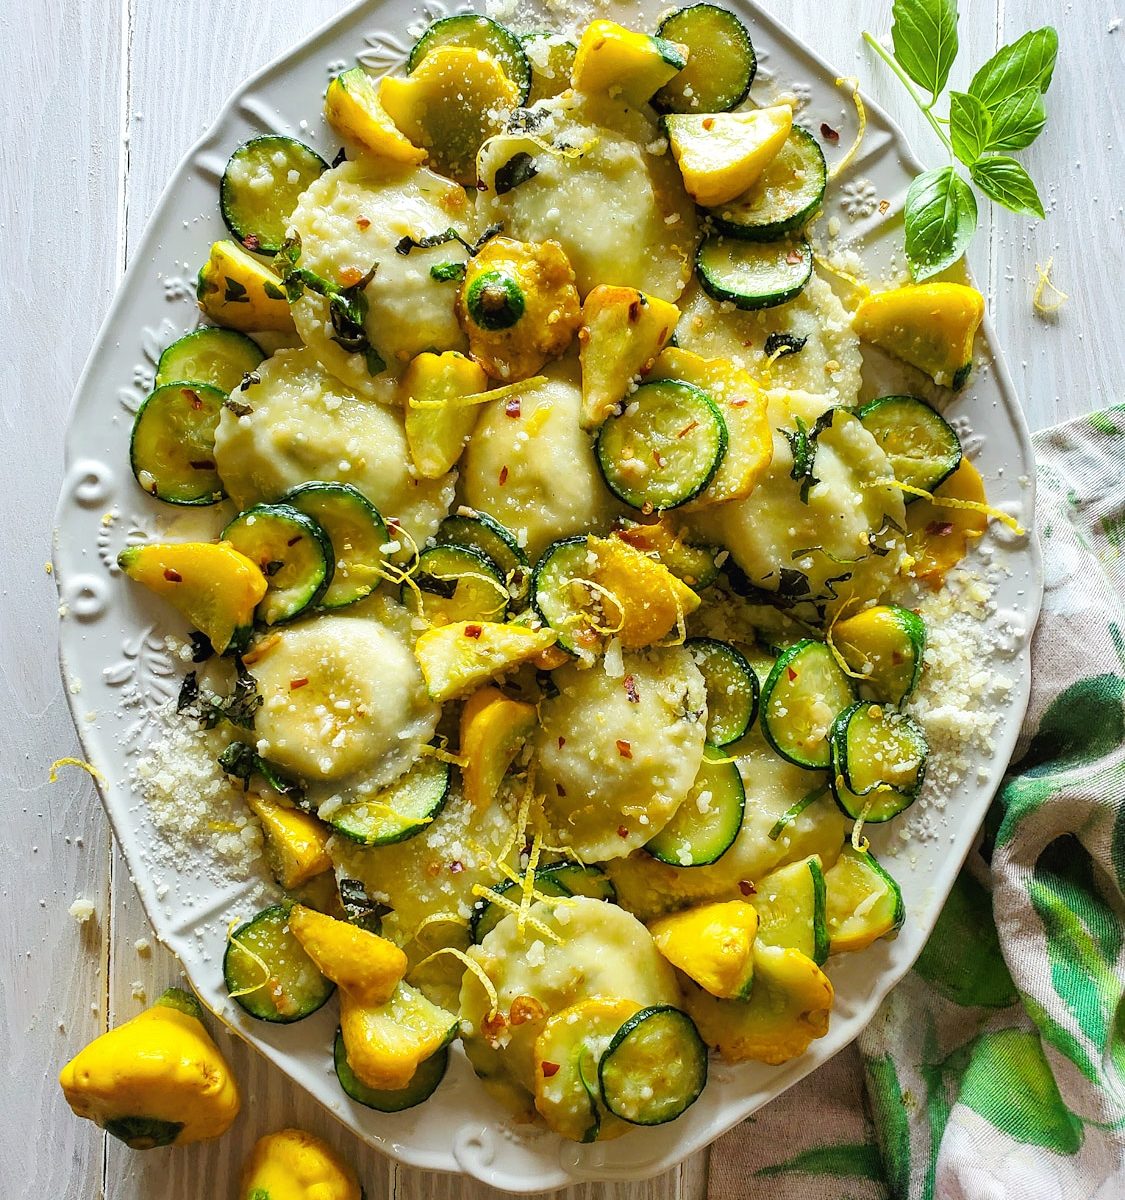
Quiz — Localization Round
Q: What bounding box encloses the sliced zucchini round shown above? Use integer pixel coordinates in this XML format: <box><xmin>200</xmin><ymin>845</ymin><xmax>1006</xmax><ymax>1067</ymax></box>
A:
<box><xmin>129</xmin><ymin>382</ymin><xmax>227</xmax><ymax>506</ymax></box>
<box><xmin>596</xmin><ymin>379</ymin><xmax>728</xmax><ymax>511</ymax></box>
<box><xmin>521</xmin><ymin>31</ymin><xmax>577</xmax><ymax>104</ymax></box>
<box><xmin>644</xmin><ymin>744</ymin><xmax>745</xmax><ymax>866</ymax></box>
<box><xmin>761</xmin><ymin>640</ymin><xmax>855</xmax><ymax>769</ymax></box>
<box><xmin>322</xmin><ymin>755</ymin><xmax>451</xmax><ymax>846</ymax></box>
<box><xmin>220</xmin><ymin>135</ymin><xmax>328</xmax><ymax>255</ymax></box>
<box><xmin>402</xmin><ymin>543</ymin><xmax>509</xmax><ymax>625</ymax></box>
<box><xmin>598</xmin><ymin>1006</ymin><xmax>708</xmax><ymax>1125</ymax></box>
<box><xmin>223</xmin><ymin>904</ymin><xmax>334</xmax><ymax>1022</ymax></box>
<box><xmin>614</xmin><ymin>520</ymin><xmax>722</xmax><ymax>590</ymax></box>
<box><xmin>535</xmin><ymin>861</ymin><xmax>616</xmax><ymax>902</ymax></box>
<box><xmin>334</xmin><ymin>1027</ymin><xmax>448</xmax><ymax>1112</ymax></box>
<box><xmin>833</xmin><ymin>604</ymin><xmax>926</xmax><ymax>706</ymax></box>
<box><xmin>408</xmin><ymin>14</ymin><xmax>531</xmax><ymax>104</ymax></box>
<box><xmin>531</xmin><ymin>535</ymin><xmax>599</xmax><ymax>656</ymax></box>
<box><xmin>696</xmin><ymin>236</ymin><xmax>813</xmax><ymax>310</ymax></box>
<box><xmin>753</xmin><ymin>856</ymin><xmax>829</xmax><ymax>965</ymax></box>
<box><xmin>687</xmin><ymin>637</ymin><xmax>759</xmax><ymax>746</ymax></box>
<box><xmin>829</xmin><ymin>702</ymin><xmax>928</xmax><ymax>823</ymax></box>
<box><xmin>282</xmin><ymin>481</ymin><xmax>388</xmax><ymax>609</ymax></box>
<box><xmin>652</xmin><ymin>4</ymin><xmax>756</xmax><ymax>113</ymax></box>
<box><xmin>471</xmin><ymin>870</ymin><xmax>572</xmax><ymax>944</ymax></box>
<box><xmin>437</xmin><ymin>511</ymin><xmax>530</xmax><ymax>601</ymax></box>
<box><xmin>154</xmin><ymin>328</ymin><xmax>264</xmax><ymax>392</ymax></box>
<box><xmin>221</xmin><ymin>503</ymin><xmax>333</xmax><ymax>625</ymax></box>
<box><xmin>824</xmin><ymin>843</ymin><xmax>905</xmax><ymax>953</ymax></box>
<box><xmin>705</xmin><ymin>127</ymin><xmax>827</xmax><ymax>241</ymax></box>
<box><xmin>856</xmin><ymin>395</ymin><xmax>963</xmax><ymax>497</ymax></box>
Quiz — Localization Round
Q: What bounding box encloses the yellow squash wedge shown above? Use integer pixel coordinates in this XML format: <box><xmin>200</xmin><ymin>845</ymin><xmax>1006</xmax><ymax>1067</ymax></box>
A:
<box><xmin>649</xmin><ymin>346</ymin><xmax>773</xmax><ymax>508</ymax></box>
<box><xmin>196</xmin><ymin>239</ymin><xmax>294</xmax><ymax>333</ymax></box>
<box><xmin>239</xmin><ymin>1128</ymin><xmax>361</xmax><ymax>1200</ymax></box>
<box><xmin>59</xmin><ymin>988</ymin><xmax>240</xmax><ymax>1148</ymax></box>
<box><xmin>458</xmin><ymin>237</ymin><xmax>582</xmax><ymax>382</ymax></box>
<box><xmin>572</xmin><ymin>20</ymin><xmax>687</xmax><ymax>107</ymax></box>
<box><xmin>906</xmin><ymin>459</ymin><xmax>989</xmax><ymax>588</ymax></box>
<box><xmin>247</xmin><ymin>794</ymin><xmax>332</xmax><ymax>890</ymax></box>
<box><xmin>117</xmin><ymin>541</ymin><xmax>267</xmax><ymax>655</ymax></box>
<box><xmin>824</xmin><ymin>842</ymin><xmax>905</xmax><ymax>954</ymax></box>
<box><xmin>586</xmin><ymin>535</ymin><xmax>700</xmax><ymax>648</ymax></box>
<box><xmin>338</xmin><ymin>981</ymin><xmax>456</xmax><ymax>1091</ymax></box>
<box><xmin>400</xmin><ymin>350</ymin><xmax>489</xmax><ymax>478</ymax></box>
<box><xmin>666</xmin><ymin>106</ymin><xmax>793</xmax><ymax>208</ymax></box>
<box><xmin>649</xmin><ymin>901</ymin><xmax>759</xmax><ymax>999</ymax></box>
<box><xmin>325</xmin><ymin>66</ymin><xmax>426</xmax><ymax>164</ymax></box>
<box><xmin>578</xmin><ymin>285</ymin><xmax>680</xmax><ymax>429</ymax></box>
<box><xmin>414</xmin><ymin>620</ymin><xmax>559</xmax><ymax>701</ymax></box>
<box><xmin>379</xmin><ymin>47</ymin><xmax>519</xmax><ymax>185</ymax></box>
<box><xmin>288</xmin><ymin>904</ymin><xmax>407</xmax><ymax>1006</ymax></box>
<box><xmin>459</xmin><ymin>686</ymin><xmax>538</xmax><ymax>809</ymax></box>
<box><xmin>680</xmin><ymin>943</ymin><xmax>834</xmax><ymax>1064</ymax></box>
<box><xmin>853</xmin><ymin>282</ymin><xmax>984</xmax><ymax>390</ymax></box>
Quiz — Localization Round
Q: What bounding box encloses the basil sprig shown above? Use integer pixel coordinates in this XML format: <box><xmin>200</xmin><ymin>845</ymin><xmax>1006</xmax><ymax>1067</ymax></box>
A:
<box><xmin>864</xmin><ymin>2</ymin><xmax>1057</xmax><ymax>280</ymax></box>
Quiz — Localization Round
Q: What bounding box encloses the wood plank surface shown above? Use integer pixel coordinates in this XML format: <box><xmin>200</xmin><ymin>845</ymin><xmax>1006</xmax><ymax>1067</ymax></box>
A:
<box><xmin>2</xmin><ymin>0</ymin><xmax>1121</xmax><ymax>1197</ymax></box>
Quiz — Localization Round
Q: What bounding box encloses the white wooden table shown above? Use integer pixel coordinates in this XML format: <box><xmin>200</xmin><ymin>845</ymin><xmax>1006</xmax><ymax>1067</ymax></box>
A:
<box><xmin>4</xmin><ymin>1</ymin><xmax>1122</xmax><ymax>1196</ymax></box>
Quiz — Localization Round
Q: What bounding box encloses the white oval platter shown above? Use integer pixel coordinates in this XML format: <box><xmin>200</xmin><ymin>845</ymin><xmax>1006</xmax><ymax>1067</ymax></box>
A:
<box><xmin>53</xmin><ymin>0</ymin><xmax>1043</xmax><ymax>1190</ymax></box>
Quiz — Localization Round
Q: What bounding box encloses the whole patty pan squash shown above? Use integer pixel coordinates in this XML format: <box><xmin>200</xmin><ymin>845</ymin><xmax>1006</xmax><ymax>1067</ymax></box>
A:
<box><xmin>240</xmin><ymin>1128</ymin><xmax>362</xmax><ymax>1200</ymax></box>
<box><xmin>59</xmin><ymin>987</ymin><xmax>240</xmax><ymax>1148</ymax></box>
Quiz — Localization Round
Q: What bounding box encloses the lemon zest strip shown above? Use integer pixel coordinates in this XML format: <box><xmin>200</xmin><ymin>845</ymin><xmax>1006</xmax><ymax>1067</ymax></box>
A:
<box><xmin>1033</xmin><ymin>257</ymin><xmax>1069</xmax><ymax>316</ymax></box>
<box><xmin>49</xmin><ymin>757</ymin><xmax>104</xmax><ymax>784</ymax></box>
<box><xmin>865</xmin><ymin>477</ymin><xmax>1025</xmax><ymax>534</ymax></box>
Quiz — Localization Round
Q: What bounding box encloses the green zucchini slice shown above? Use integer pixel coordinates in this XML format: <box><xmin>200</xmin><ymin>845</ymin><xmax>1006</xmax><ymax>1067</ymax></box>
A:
<box><xmin>824</xmin><ymin>843</ymin><xmax>905</xmax><ymax>953</ymax></box>
<box><xmin>705</xmin><ymin>127</ymin><xmax>827</xmax><ymax>241</ymax></box>
<box><xmin>835</xmin><ymin>604</ymin><xmax>927</xmax><ymax>706</ymax></box>
<box><xmin>436</xmin><ymin>511</ymin><xmax>530</xmax><ymax>601</ymax></box>
<box><xmin>687</xmin><ymin>637</ymin><xmax>759</xmax><ymax>745</ymax></box>
<box><xmin>470</xmin><ymin>868</ymin><xmax>572</xmax><ymax>944</ymax></box>
<box><xmin>282</xmin><ymin>481</ymin><xmax>388</xmax><ymax>609</ymax></box>
<box><xmin>220</xmin><ymin>135</ymin><xmax>328</xmax><ymax>255</ymax></box>
<box><xmin>598</xmin><ymin>1006</ymin><xmax>708</xmax><ymax>1125</ymax></box>
<box><xmin>856</xmin><ymin>395</ymin><xmax>963</xmax><ymax>496</ymax></box>
<box><xmin>829</xmin><ymin>703</ymin><xmax>928</xmax><ymax>822</ymax></box>
<box><xmin>761</xmin><ymin>640</ymin><xmax>855</xmax><ymax>769</ymax></box>
<box><xmin>652</xmin><ymin>4</ymin><xmax>756</xmax><ymax>113</ymax></box>
<box><xmin>644</xmin><ymin>744</ymin><xmax>745</xmax><ymax>866</ymax></box>
<box><xmin>334</xmin><ymin>1028</ymin><xmax>448</xmax><ymax>1112</ymax></box>
<box><xmin>408</xmin><ymin>14</ymin><xmax>531</xmax><ymax>105</ymax></box>
<box><xmin>129</xmin><ymin>382</ymin><xmax>227</xmax><ymax>506</ymax></box>
<box><xmin>531</xmin><ymin>535</ymin><xmax>597</xmax><ymax>656</ymax></box>
<box><xmin>596</xmin><ymin>379</ymin><xmax>728</xmax><ymax>511</ymax></box>
<box><xmin>696</xmin><ymin>236</ymin><xmax>813</xmax><ymax>310</ymax></box>
<box><xmin>753</xmin><ymin>856</ymin><xmax>829</xmax><ymax>965</ymax></box>
<box><xmin>321</xmin><ymin>755</ymin><xmax>452</xmax><ymax>846</ymax></box>
<box><xmin>221</xmin><ymin>503</ymin><xmax>333</xmax><ymax>625</ymax></box>
<box><xmin>402</xmin><ymin>543</ymin><xmax>509</xmax><ymax>625</ymax></box>
<box><xmin>521</xmin><ymin>31</ymin><xmax>577</xmax><ymax>104</ymax></box>
<box><xmin>535</xmin><ymin>861</ymin><xmax>616</xmax><ymax>903</ymax></box>
<box><xmin>154</xmin><ymin>327</ymin><xmax>264</xmax><ymax>392</ymax></box>
<box><xmin>223</xmin><ymin>903</ymin><xmax>334</xmax><ymax>1023</ymax></box>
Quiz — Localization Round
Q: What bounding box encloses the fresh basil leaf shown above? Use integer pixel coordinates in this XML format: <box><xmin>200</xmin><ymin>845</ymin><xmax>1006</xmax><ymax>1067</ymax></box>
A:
<box><xmin>968</xmin><ymin>27</ymin><xmax>1058</xmax><ymax>108</ymax></box>
<box><xmin>904</xmin><ymin>165</ymin><xmax>977</xmax><ymax>280</ymax></box>
<box><xmin>494</xmin><ymin>151</ymin><xmax>538</xmax><ymax>196</ymax></box>
<box><xmin>971</xmin><ymin>156</ymin><xmax>1045</xmax><ymax>217</ymax></box>
<box><xmin>891</xmin><ymin>0</ymin><xmax>960</xmax><ymax>100</ymax></box>
<box><xmin>985</xmin><ymin>86</ymin><xmax>1047</xmax><ymax>151</ymax></box>
<box><xmin>949</xmin><ymin>90</ymin><xmax>992</xmax><ymax>166</ymax></box>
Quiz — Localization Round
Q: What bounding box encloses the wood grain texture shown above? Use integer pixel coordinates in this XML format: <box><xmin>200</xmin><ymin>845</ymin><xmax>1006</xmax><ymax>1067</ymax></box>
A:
<box><xmin>3</xmin><ymin>0</ymin><xmax>1122</xmax><ymax>1197</ymax></box>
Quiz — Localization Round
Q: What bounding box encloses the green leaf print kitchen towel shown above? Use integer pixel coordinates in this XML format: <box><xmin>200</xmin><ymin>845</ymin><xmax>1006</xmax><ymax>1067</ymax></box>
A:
<box><xmin>708</xmin><ymin>408</ymin><xmax>1125</xmax><ymax>1198</ymax></box>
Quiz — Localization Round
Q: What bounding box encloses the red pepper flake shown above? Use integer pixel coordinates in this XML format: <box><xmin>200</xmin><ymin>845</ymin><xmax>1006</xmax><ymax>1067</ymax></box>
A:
<box><xmin>498</xmin><ymin>465</ymin><xmax>509</xmax><ymax>486</ymax></box>
<box><xmin>356</xmin><ymin>216</ymin><xmax>371</xmax><ymax>230</ymax></box>
<box><xmin>891</xmin><ymin>650</ymin><xmax>905</xmax><ymax>665</ymax></box>
<box><xmin>653</xmin><ymin>450</ymin><xmax>666</xmax><ymax>468</ymax></box>
<box><xmin>289</xmin><ymin>677</ymin><xmax>309</xmax><ymax>690</ymax></box>
<box><xmin>464</xmin><ymin>624</ymin><xmax>483</xmax><ymax>639</ymax></box>
<box><xmin>738</xmin><ymin>880</ymin><xmax>756</xmax><ymax>896</ymax></box>
<box><xmin>820</xmin><ymin>122</ymin><xmax>840</xmax><ymax>143</ymax></box>
<box><xmin>387</xmin><ymin>517</ymin><xmax>401</xmax><ymax>533</ymax></box>
<box><xmin>510</xmin><ymin>995</ymin><xmax>546</xmax><ymax>1025</ymax></box>
<box><xmin>339</xmin><ymin>266</ymin><xmax>364</xmax><ymax>287</ymax></box>
<box><xmin>641</xmin><ymin>501</ymin><xmax>654</xmax><ymax>516</ymax></box>
<box><xmin>702</xmin><ymin>116</ymin><xmax>715</xmax><ymax>130</ymax></box>
<box><xmin>786</xmin><ymin>249</ymin><xmax>804</xmax><ymax>265</ymax></box>
<box><xmin>627</xmin><ymin>299</ymin><xmax>642</xmax><ymax>322</ymax></box>
<box><xmin>616</xmin><ymin>739</ymin><xmax>633</xmax><ymax>759</ymax></box>
<box><xmin>926</xmin><ymin>521</ymin><xmax>955</xmax><ymax>537</ymax></box>
<box><xmin>624</xmin><ymin>674</ymin><xmax>639</xmax><ymax>703</ymax></box>
<box><xmin>243</xmin><ymin>233</ymin><xmax>261</xmax><ymax>250</ymax></box>
<box><xmin>541</xmin><ymin>1061</ymin><xmax>561</xmax><ymax>1078</ymax></box>
<box><xmin>787</xmin><ymin>665</ymin><xmax>798</xmax><ymax>682</ymax></box>
<box><xmin>162</xmin><ymin>568</ymin><xmax>183</xmax><ymax>583</ymax></box>
<box><xmin>878</xmin><ymin>198</ymin><xmax>891</xmax><ymax>215</ymax></box>
<box><xmin>505</xmin><ymin>396</ymin><xmax>521</xmax><ymax>419</ymax></box>
<box><xmin>556</xmin><ymin>782</ymin><xmax>567</xmax><ymax>797</ymax></box>
<box><xmin>449</xmin><ymin>859</ymin><xmax>465</xmax><ymax>874</ymax></box>
<box><xmin>189</xmin><ymin>459</ymin><xmax>216</xmax><ymax>470</ymax></box>
<box><xmin>184</xmin><ymin>389</ymin><xmax>203</xmax><ymax>410</ymax></box>
<box><xmin>730</xmin><ymin>397</ymin><xmax>748</xmax><ymax>408</ymax></box>
<box><xmin>617</xmin><ymin>825</ymin><xmax>630</xmax><ymax>838</ymax></box>
<box><xmin>286</xmin><ymin>534</ymin><xmax>302</xmax><ymax>547</ymax></box>
<box><xmin>678</xmin><ymin>420</ymin><xmax>699</xmax><ymax>439</ymax></box>
<box><xmin>482</xmin><ymin>1011</ymin><xmax>508</xmax><ymax>1042</ymax></box>
<box><xmin>557</xmin><ymin>736</ymin><xmax>566</xmax><ymax>749</ymax></box>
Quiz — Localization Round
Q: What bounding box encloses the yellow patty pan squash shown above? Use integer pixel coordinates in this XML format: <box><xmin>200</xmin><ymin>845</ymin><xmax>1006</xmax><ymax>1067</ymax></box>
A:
<box><xmin>118</xmin><ymin>541</ymin><xmax>267</xmax><ymax>655</ymax></box>
<box><xmin>197</xmin><ymin>240</ymin><xmax>294</xmax><ymax>333</ymax></box>
<box><xmin>246</xmin><ymin>793</ymin><xmax>332</xmax><ymax>891</ymax></box>
<box><xmin>587</xmin><ymin>535</ymin><xmax>701</xmax><ymax>647</ymax></box>
<box><xmin>906</xmin><ymin>459</ymin><xmax>989</xmax><ymax>588</ymax></box>
<box><xmin>239</xmin><ymin>1128</ymin><xmax>361</xmax><ymax>1200</ymax></box>
<box><xmin>853</xmin><ymin>282</ymin><xmax>984</xmax><ymax>390</ymax></box>
<box><xmin>379</xmin><ymin>47</ymin><xmax>519</xmax><ymax>185</ymax></box>
<box><xmin>325</xmin><ymin>66</ymin><xmax>426</xmax><ymax>164</ymax></box>
<box><xmin>650</xmin><ymin>901</ymin><xmax>759</xmax><ymax>999</ymax></box>
<box><xmin>665</xmin><ymin>106</ymin><xmax>793</xmax><ymax>208</ymax></box>
<box><xmin>572</xmin><ymin>20</ymin><xmax>686</xmax><ymax>107</ymax></box>
<box><xmin>400</xmin><ymin>351</ymin><xmax>489</xmax><ymax>478</ymax></box>
<box><xmin>59</xmin><ymin>987</ymin><xmax>240</xmax><ymax>1148</ymax></box>
<box><xmin>824</xmin><ymin>842</ymin><xmax>905</xmax><ymax>955</ymax></box>
<box><xmin>458</xmin><ymin>237</ymin><xmax>582</xmax><ymax>382</ymax></box>
<box><xmin>339</xmin><ymin>981</ymin><xmax>457</xmax><ymax>1091</ymax></box>
<box><xmin>288</xmin><ymin>903</ymin><xmax>407</xmax><ymax>1006</ymax></box>
<box><xmin>460</xmin><ymin>686</ymin><xmax>538</xmax><ymax>809</ymax></box>
<box><xmin>414</xmin><ymin>620</ymin><xmax>558</xmax><ymax>701</ymax></box>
